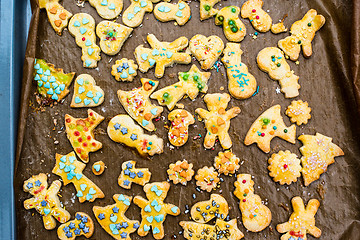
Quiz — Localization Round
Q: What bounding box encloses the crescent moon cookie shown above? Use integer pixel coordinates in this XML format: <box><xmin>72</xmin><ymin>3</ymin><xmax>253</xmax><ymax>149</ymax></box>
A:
<box><xmin>122</xmin><ymin>0</ymin><xmax>153</xmax><ymax>28</ymax></box>
<box><xmin>167</xmin><ymin>109</ymin><xmax>195</xmax><ymax>147</ymax></box>
<box><xmin>118</xmin><ymin>160</ymin><xmax>151</xmax><ymax>189</ymax></box>
<box><xmin>39</xmin><ymin>0</ymin><xmax>72</xmax><ymax>35</ymax></box>
<box><xmin>57</xmin><ymin>212</ymin><xmax>94</xmax><ymax>240</ymax></box>
<box><xmin>195</xmin><ymin>93</ymin><xmax>241</xmax><ymax>149</ymax></box>
<box><xmin>195</xmin><ymin>166</ymin><xmax>220</xmax><ymax>192</ymax></box>
<box><xmin>71</xmin><ymin>74</ymin><xmax>105</xmax><ymax>108</ymax></box>
<box><xmin>107</xmin><ymin>114</ymin><xmax>164</xmax><ymax>156</ymax></box>
<box><xmin>154</xmin><ymin>1</ymin><xmax>191</xmax><ymax>26</ymax></box>
<box><xmin>221</xmin><ymin>42</ymin><xmax>257</xmax><ymax>99</ymax></box>
<box><xmin>215</xmin><ymin>6</ymin><xmax>246</xmax><ymax>42</ymax></box>
<box><xmin>134</xmin><ymin>34</ymin><xmax>191</xmax><ymax>78</ymax></box>
<box><xmin>278</xmin><ymin>9</ymin><xmax>326</xmax><ymax>61</ymax></box>
<box><xmin>199</xmin><ymin>0</ymin><xmax>221</xmax><ymax>20</ymax></box>
<box><xmin>111</xmin><ymin>58</ymin><xmax>138</xmax><ymax>82</ymax></box>
<box><xmin>268</xmin><ymin>150</ymin><xmax>302</xmax><ymax>185</ymax></box>
<box><xmin>241</xmin><ymin>0</ymin><xmax>272</xmax><ymax>32</ymax></box>
<box><xmin>285</xmin><ymin>100</ymin><xmax>312</xmax><ymax>126</ymax></box>
<box><xmin>190</xmin><ymin>194</ymin><xmax>229</xmax><ymax>223</ymax></box>
<box><xmin>213</xmin><ymin>150</ymin><xmax>240</xmax><ymax>175</ymax></box>
<box><xmin>84</xmin><ymin>0</ymin><xmax>123</xmax><ymax>20</ymax></box>
<box><xmin>167</xmin><ymin>160</ymin><xmax>194</xmax><ymax>185</ymax></box>
<box><xmin>234</xmin><ymin>174</ymin><xmax>272</xmax><ymax>232</ymax></box>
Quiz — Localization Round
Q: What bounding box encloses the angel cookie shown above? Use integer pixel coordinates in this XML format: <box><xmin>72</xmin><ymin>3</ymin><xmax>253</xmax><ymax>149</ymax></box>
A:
<box><xmin>241</xmin><ymin>0</ymin><xmax>272</xmax><ymax>32</ymax></box>
<box><xmin>189</xmin><ymin>34</ymin><xmax>224</xmax><ymax>70</ymax></box>
<box><xmin>221</xmin><ymin>43</ymin><xmax>257</xmax><ymax>99</ymax></box>
<box><xmin>134</xmin><ymin>34</ymin><xmax>191</xmax><ymax>78</ymax></box>
<box><xmin>71</xmin><ymin>74</ymin><xmax>104</xmax><ymax>108</ymax></box>
<box><xmin>286</xmin><ymin>100</ymin><xmax>312</xmax><ymax>125</ymax></box>
<box><xmin>278</xmin><ymin>9</ymin><xmax>325</xmax><ymax>61</ymax></box>
<box><xmin>57</xmin><ymin>212</ymin><xmax>94</xmax><ymax>240</ymax></box>
<box><xmin>214</xmin><ymin>150</ymin><xmax>240</xmax><ymax>175</ymax></box>
<box><xmin>151</xmin><ymin>65</ymin><xmax>211</xmax><ymax>110</ymax></box>
<box><xmin>154</xmin><ymin>1</ymin><xmax>191</xmax><ymax>25</ymax></box>
<box><xmin>167</xmin><ymin>109</ymin><xmax>195</xmax><ymax>147</ymax></box>
<box><xmin>118</xmin><ymin>161</ymin><xmax>151</xmax><ymax>189</ymax></box>
<box><xmin>39</xmin><ymin>0</ymin><xmax>72</xmax><ymax>35</ymax></box>
<box><xmin>122</xmin><ymin>0</ymin><xmax>153</xmax><ymax>28</ymax></box>
<box><xmin>234</xmin><ymin>174</ymin><xmax>271</xmax><ymax>232</ymax></box>
<box><xmin>69</xmin><ymin>13</ymin><xmax>101</xmax><ymax>68</ymax></box>
<box><xmin>111</xmin><ymin>58</ymin><xmax>138</xmax><ymax>82</ymax></box>
<box><xmin>33</xmin><ymin>59</ymin><xmax>75</xmax><ymax>102</ymax></box>
<box><xmin>167</xmin><ymin>160</ymin><xmax>194</xmax><ymax>185</ymax></box>
<box><xmin>298</xmin><ymin>133</ymin><xmax>344</xmax><ymax>186</ymax></box>
<box><xmin>53</xmin><ymin>152</ymin><xmax>105</xmax><ymax>203</ymax></box>
<box><xmin>117</xmin><ymin>78</ymin><xmax>163</xmax><ymax>132</ymax></box>
<box><xmin>84</xmin><ymin>0</ymin><xmax>123</xmax><ymax>19</ymax></box>
<box><xmin>268</xmin><ymin>150</ymin><xmax>302</xmax><ymax>185</ymax></box>
<box><xmin>200</xmin><ymin>0</ymin><xmax>221</xmax><ymax>20</ymax></box>
<box><xmin>215</xmin><ymin>6</ymin><xmax>246</xmax><ymax>42</ymax></box>
<box><xmin>23</xmin><ymin>173</ymin><xmax>70</xmax><ymax>230</ymax></box>
<box><xmin>93</xmin><ymin>194</ymin><xmax>140</xmax><ymax>240</ymax></box>
<box><xmin>190</xmin><ymin>194</ymin><xmax>228</xmax><ymax>223</ymax></box>
<box><xmin>195</xmin><ymin>166</ymin><xmax>220</xmax><ymax>192</ymax></box>
<box><xmin>96</xmin><ymin>21</ymin><xmax>133</xmax><ymax>55</ymax></box>
<box><xmin>277</xmin><ymin>197</ymin><xmax>321</xmax><ymax>240</ymax></box>
<box><xmin>108</xmin><ymin>114</ymin><xmax>164</xmax><ymax>156</ymax></box>
<box><xmin>257</xmin><ymin>47</ymin><xmax>300</xmax><ymax>98</ymax></box>
<box><xmin>244</xmin><ymin>105</ymin><xmax>296</xmax><ymax>153</ymax></box>
<box><xmin>134</xmin><ymin>182</ymin><xmax>180</xmax><ymax>239</ymax></box>
<box><xmin>65</xmin><ymin>109</ymin><xmax>104</xmax><ymax>162</ymax></box>
<box><xmin>195</xmin><ymin>93</ymin><xmax>241</xmax><ymax>149</ymax></box>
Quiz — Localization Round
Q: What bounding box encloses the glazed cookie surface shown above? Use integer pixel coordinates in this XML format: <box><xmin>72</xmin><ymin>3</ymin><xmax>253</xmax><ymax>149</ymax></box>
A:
<box><xmin>215</xmin><ymin>6</ymin><xmax>246</xmax><ymax>42</ymax></box>
<box><xmin>111</xmin><ymin>58</ymin><xmax>138</xmax><ymax>82</ymax></box>
<box><xmin>268</xmin><ymin>150</ymin><xmax>302</xmax><ymax>185</ymax></box>
<box><xmin>71</xmin><ymin>74</ymin><xmax>104</xmax><ymax>108</ymax></box>
<box><xmin>154</xmin><ymin>1</ymin><xmax>191</xmax><ymax>25</ymax></box>
<box><xmin>57</xmin><ymin>212</ymin><xmax>94</xmax><ymax>240</ymax></box>
<box><xmin>118</xmin><ymin>160</ymin><xmax>151</xmax><ymax>189</ymax></box>
<box><xmin>167</xmin><ymin>160</ymin><xmax>194</xmax><ymax>185</ymax></box>
<box><xmin>214</xmin><ymin>150</ymin><xmax>240</xmax><ymax>175</ymax></box>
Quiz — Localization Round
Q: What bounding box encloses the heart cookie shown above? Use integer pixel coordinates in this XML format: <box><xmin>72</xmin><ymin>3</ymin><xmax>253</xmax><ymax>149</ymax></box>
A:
<box><xmin>71</xmin><ymin>74</ymin><xmax>104</xmax><ymax>108</ymax></box>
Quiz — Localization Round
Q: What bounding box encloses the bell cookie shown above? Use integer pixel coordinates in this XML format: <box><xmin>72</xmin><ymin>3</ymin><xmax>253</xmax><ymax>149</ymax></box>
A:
<box><xmin>215</xmin><ymin>6</ymin><xmax>246</xmax><ymax>42</ymax></box>
<box><xmin>241</xmin><ymin>0</ymin><xmax>272</xmax><ymax>32</ymax></box>
<box><xmin>111</xmin><ymin>58</ymin><xmax>138</xmax><ymax>82</ymax></box>
<box><xmin>167</xmin><ymin>160</ymin><xmax>194</xmax><ymax>185</ymax></box>
<box><xmin>154</xmin><ymin>1</ymin><xmax>191</xmax><ymax>25</ymax></box>
<box><xmin>268</xmin><ymin>150</ymin><xmax>301</xmax><ymax>185</ymax></box>
<box><xmin>85</xmin><ymin>0</ymin><xmax>123</xmax><ymax>20</ymax></box>
<box><xmin>195</xmin><ymin>166</ymin><xmax>220</xmax><ymax>192</ymax></box>
<box><xmin>214</xmin><ymin>150</ymin><xmax>240</xmax><ymax>175</ymax></box>
<box><xmin>199</xmin><ymin>0</ymin><xmax>221</xmax><ymax>20</ymax></box>
<box><xmin>71</xmin><ymin>74</ymin><xmax>104</xmax><ymax>108</ymax></box>
<box><xmin>118</xmin><ymin>160</ymin><xmax>151</xmax><ymax>189</ymax></box>
<box><xmin>167</xmin><ymin>109</ymin><xmax>195</xmax><ymax>147</ymax></box>
<box><xmin>92</xmin><ymin>161</ymin><xmax>105</xmax><ymax>175</ymax></box>
<box><xmin>285</xmin><ymin>100</ymin><xmax>312</xmax><ymax>125</ymax></box>
<box><xmin>122</xmin><ymin>0</ymin><xmax>154</xmax><ymax>28</ymax></box>
<box><xmin>57</xmin><ymin>212</ymin><xmax>94</xmax><ymax>240</ymax></box>
<box><xmin>190</xmin><ymin>194</ymin><xmax>228</xmax><ymax>223</ymax></box>
<box><xmin>39</xmin><ymin>0</ymin><xmax>72</xmax><ymax>35</ymax></box>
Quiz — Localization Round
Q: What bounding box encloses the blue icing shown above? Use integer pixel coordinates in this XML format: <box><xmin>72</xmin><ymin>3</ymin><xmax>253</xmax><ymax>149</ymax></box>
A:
<box><xmin>140</xmin><ymin>1</ymin><xmax>147</xmax><ymax>7</ymax></box>
<box><xmin>86</xmin><ymin>91</ymin><xmax>94</xmax><ymax>98</ymax></box>
<box><xmin>153</xmin><ymin>227</ymin><xmax>160</xmax><ymax>234</ymax></box>
<box><xmin>59</xmin><ymin>84</ymin><xmax>65</xmax><ymax>91</ymax></box>
<box><xmin>37</xmin><ymin>68</ymin><xmax>43</xmax><ymax>74</ymax></box>
<box><xmin>129</xmin><ymin>67</ymin><xmax>136</xmax><ymax>74</ymax></box>
<box><xmin>85</xmin><ymin>39</ymin><xmax>92</xmax><ymax>46</ymax></box>
<box><xmin>80</xmin><ymin>184</ymin><xmax>87</xmax><ymax>191</ymax></box>
<box><xmin>74</xmin><ymin>97</ymin><xmax>82</xmax><ymax>103</ymax></box>
<box><xmin>82</xmin><ymin>18</ymin><xmax>89</xmax><ymax>25</ymax></box>
<box><xmin>37</xmin><ymin>81</ymin><xmax>43</xmax><ymax>87</ymax></box>
<box><xmin>150</xmin><ymin>108</ymin><xmax>158</xmax><ymax>115</ymax></box>
<box><xmin>43</xmin><ymin>82</ymin><xmax>51</xmax><ymax>89</ymax></box>
<box><xmin>85</xmin><ymin>60</ymin><xmax>92</xmax><ymax>67</ymax></box>
<box><xmin>84</xmin><ymin>99</ymin><xmax>91</xmax><ymax>105</ymax></box>
<box><xmin>121</xmin><ymin>71</ymin><xmax>128</xmax><ymax>79</ymax></box>
<box><xmin>101</xmin><ymin>0</ymin><xmax>108</xmax><ymax>5</ymax></box>
<box><xmin>60</xmin><ymin>156</ymin><xmax>67</xmax><ymax>162</ymax></box>
<box><xmin>51</xmin><ymin>94</ymin><xmax>58</xmax><ymax>100</ymax></box>
<box><xmin>148</xmin><ymin>58</ymin><xmax>155</xmax><ymax>66</ymax></box>
<box><xmin>54</xmin><ymin>87</ymin><xmax>61</xmax><ymax>95</ymax></box>
<box><xmin>158</xmin><ymin>5</ymin><xmax>165</xmax><ymax>12</ymax></box>
<box><xmin>141</xmin><ymin>53</ymin><xmax>148</xmax><ymax>60</ymax></box>
<box><xmin>108</xmin><ymin>3</ymin><xmax>116</xmax><ymax>9</ymax></box>
<box><xmin>154</xmin><ymin>214</ymin><xmax>164</xmax><ymax>223</ymax></box>
<box><xmin>88</xmin><ymin>48</ymin><xmax>94</xmax><ymax>55</ymax></box>
<box><xmin>127</xmin><ymin>13</ymin><xmax>134</xmax><ymax>20</ymax></box>
<box><xmin>52</xmin><ymin>82</ymin><xmax>58</xmax><ymax>88</ymax></box>
<box><xmin>144</xmin><ymin>205</ymin><xmax>151</xmax><ymax>212</ymax></box>
<box><xmin>41</xmin><ymin>76</ymin><xmax>48</xmax><ymax>82</ymax></box>
<box><xmin>152</xmin><ymin>49</ymin><xmax>159</xmax><ymax>56</ymax></box>
<box><xmin>47</xmin><ymin>88</ymin><xmax>54</xmax><ymax>95</ymax></box>
<box><xmin>49</xmin><ymin>76</ymin><xmax>56</xmax><ymax>82</ymax></box>
<box><xmin>80</xmin><ymin>27</ymin><xmax>87</xmax><ymax>34</ymax></box>
<box><xmin>171</xmin><ymin>206</ymin><xmax>179</xmax><ymax>213</ymax></box>
<box><xmin>78</xmin><ymin>86</ymin><xmax>85</xmax><ymax>94</ymax></box>
<box><xmin>166</xmin><ymin>51</ymin><xmax>173</xmax><ymax>58</ymax></box>
<box><xmin>178</xmin><ymin>2</ymin><xmax>185</xmax><ymax>10</ymax></box>
<box><xmin>73</xmin><ymin>21</ymin><xmax>81</xmax><ymax>27</ymax></box>
<box><xmin>34</xmin><ymin>74</ymin><xmax>40</xmax><ymax>81</ymax></box>
<box><xmin>44</xmin><ymin>69</ymin><xmax>51</xmax><ymax>76</ymax></box>
<box><xmin>164</xmin><ymin>6</ymin><xmax>171</xmax><ymax>12</ymax></box>
<box><xmin>34</xmin><ymin>63</ymin><xmax>40</xmax><ymax>69</ymax></box>
<box><xmin>142</xmin><ymin>119</ymin><xmax>149</xmax><ymax>126</ymax></box>
<box><xmin>77</xmin><ymin>78</ymin><xmax>84</xmax><ymax>85</ymax></box>
<box><xmin>176</xmin><ymin>10</ymin><xmax>183</xmax><ymax>17</ymax></box>
<box><xmin>134</xmin><ymin>6</ymin><xmax>141</xmax><ymax>13</ymax></box>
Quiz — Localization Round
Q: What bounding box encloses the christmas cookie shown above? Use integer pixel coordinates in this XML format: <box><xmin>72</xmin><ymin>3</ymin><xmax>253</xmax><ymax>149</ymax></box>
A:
<box><xmin>285</xmin><ymin>100</ymin><xmax>312</xmax><ymax>125</ymax></box>
<box><xmin>244</xmin><ymin>105</ymin><xmax>296</xmax><ymax>153</ymax></box>
<box><xmin>241</xmin><ymin>0</ymin><xmax>272</xmax><ymax>32</ymax></box>
<box><xmin>234</xmin><ymin>174</ymin><xmax>272</xmax><ymax>232</ymax></box>
<box><xmin>68</xmin><ymin>13</ymin><xmax>101</xmax><ymax>68</ymax></box>
<box><xmin>96</xmin><ymin>21</ymin><xmax>133</xmax><ymax>55</ymax></box>
<box><xmin>268</xmin><ymin>150</ymin><xmax>301</xmax><ymax>185</ymax></box>
<box><xmin>84</xmin><ymin>0</ymin><xmax>123</xmax><ymax>19</ymax></box>
<box><xmin>23</xmin><ymin>173</ymin><xmax>71</xmax><ymax>230</ymax></box>
<box><xmin>93</xmin><ymin>194</ymin><xmax>140</xmax><ymax>240</ymax></box>
<box><xmin>271</xmin><ymin>21</ymin><xmax>287</xmax><ymax>34</ymax></box>
<box><xmin>167</xmin><ymin>109</ymin><xmax>195</xmax><ymax>147</ymax></box>
<box><xmin>57</xmin><ymin>212</ymin><xmax>94</xmax><ymax>240</ymax></box>
<box><xmin>189</xmin><ymin>34</ymin><xmax>224</xmax><ymax>70</ymax></box>
<box><xmin>190</xmin><ymin>194</ymin><xmax>228</xmax><ymax>223</ymax></box>
<box><xmin>167</xmin><ymin>160</ymin><xmax>194</xmax><ymax>185</ymax></box>
<box><xmin>199</xmin><ymin>0</ymin><xmax>220</xmax><ymax>20</ymax></box>
<box><xmin>195</xmin><ymin>93</ymin><xmax>241</xmax><ymax>149</ymax></box>
<box><xmin>214</xmin><ymin>150</ymin><xmax>240</xmax><ymax>175</ymax></box>
<box><xmin>65</xmin><ymin>109</ymin><xmax>104</xmax><ymax>163</ymax></box>
<box><xmin>277</xmin><ymin>196</ymin><xmax>321</xmax><ymax>240</ymax></box>
<box><xmin>39</xmin><ymin>0</ymin><xmax>72</xmax><ymax>35</ymax></box>
<box><xmin>92</xmin><ymin>161</ymin><xmax>105</xmax><ymax>175</ymax></box>
<box><xmin>195</xmin><ymin>166</ymin><xmax>220</xmax><ymax>192</ymax></box>
<box><xmin>53</xmin><ymin>152</ymin><xmax>105</xmax><ymax>203</ymax></box>
<box><xmin>134</xmin><ymin>182</ymin><xmax>180</xmax><ymax>239</ymax></box>
<box><xmin>122</xmin><ymin>0</ymin><xmax>153</xmax><ymax>28</ymax></box>
<box><xmin>33</xmin><ymin>58</ymin><xmax>75</xmax><ymax>102</ymax></box>
<box><xmin>257</xmin><ymin>47</ymin><xmax>300</xmax><ymax>98</ymax></box>
<box><xmin>215</xmin><ymin>6</ymin><xmax>246</xmax><ymax>42</ymax></box>
<box><xmin>134</xmin><ymin>34</ymin><xmax>191</xmax><ymax>78</ymax></box>
<box><xmin>111</xmin><ymin>58</ymin><xmax>138</xmax><ymax>82</ymax></box>
<box><xmin>154</xmin><ymin>1</ymin><xmax>191</xmax><ymax>25</ymax></box>
<box><xmin>118</xmin><ymin>160</ymin><xmax>151</xmax><ymax>189</ymax></box>
<box><xmin>117</xmin><ymin>78</ymin><xmax>163</xmax><ymax>132</ymax></box>
<box><xmin>107</xmin><ymin>114</ymin><xmax>164</xmax><ymax>156</ymax></box>
<box><xmin>151</xmin><ymin>64</ymin><xmax>211</xmax><ymax>110</ymax></box>
<box><xmin>278</xmin><ymin>9</ymin><xmax>325</xmax><ymax>61</ymax></box>
<box><xmin>298</xmin><ymin>133</ymin><xmax>344</xmax><ymax>186</ymax></box>
<box><xmin>70</xmin><ymin>74</ymin><xmax>104</xmax><ymax>108</ymax></box>
<box><xmin>221</xmin><ymin>42</ymin><xmax>257</xmax><ymax>99</ymax></box>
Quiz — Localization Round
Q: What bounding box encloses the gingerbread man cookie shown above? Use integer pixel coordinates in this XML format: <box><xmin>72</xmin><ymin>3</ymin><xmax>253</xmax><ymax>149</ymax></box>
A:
<box><xmin>215</xmin><ymin>6</ymin><xmax>246</xmax><ymax>42</ymax></box>
<box><xmin>134</xmin><ymin>34</ymin><xmax>191</xmax><ymax>78</ymax></box>
<box><xmin>134</xmin><ymin>182</ymin><xmax>180</xmax><ymax>239</ymax></box>
<box><xmin>117</xmin><ymin>78</ymin><xmax>163</xmax><ymax>132</ymax></box>
<box><xmin>241</xmin><ymin>0</ymin><xmax>272</xmax><ymax>32</ymax></box>
<box><xmin>234</xmin><ymin>174</ymin><xmax>272</xmax><ymax>232</ymax></box>
<box><xmin>122</xmin><ymin>0</ymin><xmax>153</xmax><ymax>28</ymax></box>
<box><xmin>285</xmin><ymin>100</ymin><xmax>312</xmax><ymax>125</ymax></box>
<box><xmin>65</xmin><ymin>109</ymin><xmax>104</xmax><ymax>163</ymax></box>
<box><xmin>277</xmin><ymin>196</ymin><xmax>321</xmax><ymax>240</ymax></box>
<box><xmin>93</xmin><ymin>194</ymin><xmax>140</xmax><ymax>240</ymax></box>
<box><xmin>53</xmin><ymin>152</ymin><xmax>105</xmax><ymax>203</ymax></box>
<box><xmin>214</xmin><ymin>150</ymin><xmax>240</xmax><ymax>175</ymax></box>
<box><xmin>244</xmin><ymin>105</ymin><xmax>296</xmax><ymax>153</ymax></box>
<box><xmin>199</xmin><ymin>0</ymin><xmax>221</xmax><ymax>20</ymax></box>
<box><xmin>195</xmin><ymin>166</ymin><xmax>220</xmax><ymax>192</ymax></box>
<box><xmin>84</xmin><ymin>0</ymin><xmax>123</xmax><ymax>19</ymax></box>
<box><xmin>111</xmin><ymin>58</ymin><xmax>138</xmax><ymax>82</ymax></box>
<box><xmin>221</xmin><ymin>42</ymin><xmax>257</xmax><ymax>99</ymax></box>
<box><xmin>118</xmin><ymin>160</ymin><xmax>151</xmax><ymax>189</ymax></box>
<box><xmin>167</xmin><ymin>160</ymin><xmax>194</xmax><ymax>185</ymax></box>
<box><xmin>57</xmin><ymin>212</ymin><xmax>94</xmax><ymax>240</ymax></box>
<box><xmin>71</xmin><ymin>74</ymin><xmax>104</xmax><ymax>108</ymax></box>
<box><xmin>278</xmin><ymin>9</ymin><xmax>325</xmax><ymax>61</ymax></box>
<box><xmin>167</xmin><ymin>109</ymin><xmax>195</xmax><ymax>147</ymax></box>
<box><xmin>107</xmin><ymin>114</ymin><xmax>164</xmax><ymax>156</ymax></box>
<box><xmin>190</xmin><ymin>194</ymin><xmax>228</xmax><ymax>223</ymax></box>
<box><xmin>195</xmin><ymin>93</ymin><xmax>241</xmax><ymax>149</ymax></box>
<box><xmin>23</xmin><ymin>173</ymin><xmax>71</xmax><ymax>230</ymax></box>
<box><xmin>39</xmin><ymin>0</ymin><xmax>72</xmax><ymax>35</ymax></box>
<box><xmin>268</xmin><ymin>150</ymin><xmax>302</xmax><ymax>185</ymax></box>
<box><xmin>151</xmin><ymin>65</ymin><xmax>211</xmax><ymax>110</ymax></box>
<box><xmin>257</xmin><ymin>47</ymin><xmax>300</xmax><ymax>98</ymax></box>
<box><xmin>154</xmin><ymin>1</ymin><xmax>191</xmax><ymax>26</ymax></box>
<box><xmin>68</xmin><ymin>13</ymin><xmax>101</xmax><ymax>68</ymax></box>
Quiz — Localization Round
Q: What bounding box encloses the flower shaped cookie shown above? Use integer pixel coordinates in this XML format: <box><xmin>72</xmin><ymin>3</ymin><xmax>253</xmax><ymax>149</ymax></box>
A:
<box><xmin>268</xmin><ymin>150</ymin><xmax>302</xmax><ymax>185</ymax></box>
<box><xmin>285</xmin><ymin>100</ymin><xmax>312</xmax><ymax>125</ymax></box>
<box><xmin>195</xmin><ymin>166</ymin><xmax>220</xmax><ymax>192</ymax></box>
<box><xmin>214</xmin><ymin>151</ymin><xmax>240</xmax><ymax>175</ymax></box>
<box><xmin>167</xmin><ymin>160</ymin><xmax>194</xmax><ymax>185</ymax></box>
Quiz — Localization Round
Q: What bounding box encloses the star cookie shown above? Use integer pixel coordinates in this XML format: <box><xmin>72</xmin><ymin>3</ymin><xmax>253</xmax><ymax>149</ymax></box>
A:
<box><xmin>214</xmin><ymin>150</ymin><xmax>240</xmax><ymax>175</ymax></box>
<box><xmin>167</xmin><ymin>160</ymin><xmax>194</xmax><ymax>185</ymax></box>
<box><xmin>195</xmin><ymin>166</ymin><xmax>220</xmax><ymax>192</ymax></box>
<box><xmin>118</xmin><ymin>160</ymin><xmax>151</xmax><ymax>189</ymax></box>
<box><xmin>268</xmin><ymin>150</ymin><xmax>302</xmax><ymax>185</ymax></box>
<box><xmin>285</xmin><ymin>100</ymin><xmax>312</xmax><ymax>125</ymax></box>
<box><xmin>71</xmin><ymin>74</ymin><xmax>104</xmax><ymax>108</ymax></box>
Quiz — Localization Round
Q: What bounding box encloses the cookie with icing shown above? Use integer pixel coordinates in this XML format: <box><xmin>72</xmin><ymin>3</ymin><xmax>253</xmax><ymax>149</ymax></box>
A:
<box><xmin>57</xmin><ymin>212</ymin><xmax>94</xmax><ymax>240</ymax></box>
<box><xmin>118</xmin><ymin>160</ymin><xmax>151</xmax><ymax>189</ymax></box>
<box><xmin>71</xmin><ymin>74</ymin><xmax>104</xmax><ymax>108</ymax></box>
<box><xmin>154</xmin><ymin>0</ymin><xmax>191</xmax><ymax>26</ymax></box>
<box><xmin>122</xmin><ymin>0</ymin><xmax>154</xmax><ymax>28</ymax></box>
<box><xmin>92</xmin><ymin>161</ymin><xmax>105</xmax><ymax>175</ymax></box>
<box><xmin>195</xmin><ymin>166</ymin><xmax>220</xmax><ymax>192</ymax></box>
<box><xmin>167</xmin><ymin>160</ymin><xmax>194</xmax><ymax>185</ymax></box>
<box><xmin>268</xmin><ymin>150</ymin><xmax>302</xmax><ymax>185</ymax></box>
<box><xmin>285</xmin><ymin>100</ymin><xmax>312</xmax><ymax>126</ymax></box>
<box><xmin>85</xmin><ymin>0</ymin><xmax>123</xmax><ymax>19</ymax></box>
<box><xmin>190</xmin><ymin>194</ymin><xmax>229</xmax><ymax>223</ymax></box>
<box><xmin>167</xmin><ymin>109</ymin><xmax>195</xmax><ymax>147</ymax></box>
<box><xmin>111</xmin><ymin>58</ymin><xmax>138</xmax><ymax>82</ymax></box>
<box><xmin>213</xmin><ymin>150</ymin><xmax>240</xmax><ymax>175</ymax></box>
<box><xmin>241</xmin><ymin>0</ymin><xmax>272</xmax><ymax>32</ymax></box>
<box><xmin>215</xmin><ymin>6</ymin><xmax>246</xmax><ymax>42</ymax></box>
<box><xmin>39</xmin><ymin>0</ymin><xmax>72</xmax><ymax>35</ymax></box>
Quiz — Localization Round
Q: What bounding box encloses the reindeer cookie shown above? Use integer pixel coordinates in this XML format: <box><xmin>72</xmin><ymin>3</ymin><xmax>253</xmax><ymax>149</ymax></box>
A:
<box><xmin>195</xmin><ymin>166</ymin><xmax>220</xmax><ymax>192</ymax></box>
<box><xmin>234</xmin><ymin>174</ymin><xmax>272</xmax><ymax>232</ymax></box>
<box><xmin>117</xmin><ymin>78</ymin><xmax>163</xmax><ymax>132</ymax></box>
<box><xmin>39</xmin><ymin>0</ymin><xmax>72</xmax><ymax>35</ymax></box>
<box><xmin>190</xmin><ymin>194</ymin><xmax>228</xmax><ymax>223</ymax></box>
<box><xmin>108</xmin><ymin>114</ymin><xmax>164</xmax><ymax>156</ymax></box>
<box><xmin>122</xmin><ymin>0</ymin><xmax>153</xmax><ymax>28</ymax></box>
<box><xmin>189</xmin><ymin>34</ymin><xmax>224</xmax><ymax>70</ymax></box>
<box><xmin>277</xmin><ymin>197</ymin><xmax>321</xmax><ymax>240</ymax></box>
<box><xmin>68</xmin><ymin>13</ymin><xmax>101</xmax><ymax>68</ymax></box>
<box><xmin>57</xmin><ymin>212</ymin><xmax>94</xmax><ymax>240</ymax></box>
<box><xmin>134</xmin><ymin>34</ymin><xmax>191</xmax><ymax>78</ymax></box>
<box><xmin>244</xmin><ymin>105</ymin><xmax>296</xmax><ymax>153</ymax></box>
<box><xmin>96</xmin><ymin>21</ymin><xmax>133</xmax><ymax>55</ymax></box>
<box><xmin>241</xmin><ymin>0</ymin><xmax>272</xmax><ymax>32</ymax></box>
<box><xmin>221</xmin><ymin>43</ymin><xmax>257</xmax><ymax>99</ymax></box>
<box><xmin>134</xmin><ymin>182</ymin><xmax>180</xmax><ymax>239</ymax></box>
<box><xmin>278</xmin><ymin>9</ymin><xmax>326</xmax><ymax>61</ymax></box>
<box><xmin>23</xmin><ymin>173</ymin><xmax>71</xmax><ymax>230</ymax></box>
<box><xmin>111</xmin><ymin>58</ymin><xmax>138</xmax><ymax>82</ymax></box>
<box><xmin>167</xmin><ymin>160</ymin><xmax>194</xmax><ymax>185</ymax></box>
<box><xmin>167</xmin><ymin>109</ymin><xmax>194</xmax><ymax>147</ymax></box>
<box><xmin>215</xmin><ymin>6</ymin><xmax>246</xmax><ymax>42</ymax></box>
<box><xmin>285</xmin><ymin>100</ymin><xmax>312</xmax><ymax>125</ymax></box>
<box><xmin>53</xmin><ymin>152</ymin><xmax>105</xmax><ymax>203</ymax></box>
<box><xmin>268</xmin><ymin>150</ymin><xmax>302</xmax><ymax>185</ymax></box>
<box><xmin>118</xmin><ymin>161</ymin><xmax>151</xmax><ymax>189</ymax></box>
<box><xmin>71</xmin><ymin>74</ymin><xmax>104</xmax><ymax>108</ymax></box>
<box><xmin>214</xmin><ymin>150</ymin><xmax>240</xmax><ymax>175</ymax></box>
<box><xmin>154</xmin><ymin>1</ymin><xmax>191</xmax><ymax>25</ymax></box>
<box><xmin>199</xmin><ymin>0</ymin><xmax>221</xmax><ymax>20</ymax></box>
<box><xmin>84</xmin><ymin>0</ymin><xmax>123</xmax><ymax>19</ymax></box>
<box><xmin>257</xmin><ymin>47</ymin><xmax>300</xmax><ymax>98</ymax></box>
<box><xmin>196</xmin><ymin>93</ymin><xmax>241</xmax><ymax>149</ymax></box>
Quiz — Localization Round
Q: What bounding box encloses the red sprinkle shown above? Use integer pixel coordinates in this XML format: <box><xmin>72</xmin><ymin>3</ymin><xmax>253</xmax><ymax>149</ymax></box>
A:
<box><xmin>74</xmin><ymin>131</ymin><xmax>80</xmax><ymax>136</ymax></box>
<box><xmin>76</xmin><ymin>148</ymin><xmax>82</xmax><ymax>153</ymax></box>
<box><xmin>66</xmin><ymin>118</ymin><xmax>71</xmax><ymax>123</ymax></box>
<box><xmin>284</xmin><ymin>164</ymin><xmax>288</xmax><ymax>169</ymax></box>
<box><xmin>87</xmin><ymin>136</ymin><xmax>91</xmax><ymax>140</ymax></box>
<box><xmin>256</xmin><ymin>15</ymin><xmax>259</xmax><ymax>19</ymax></box>
<box><xmin>90</xmin><ymin>112</ymin><xmax>93</xmax><ymax>116</ymax></box>
<box><xmin>242</xmin><ymin>199</ymin><xmax>246</xmax><ymax>202</ymax></box>
<box><xmin>83</xmin><ymin>142</ymin><xmax>87</xmax><ymax>147</ymax></box>
<box><xmin>82</xmin><ymin>37</ymin><xmax>85</xmax><ymax>41</ymax></box>
<box><xmin>242</xmin><ymin>180</ymin><xmax>246</xmax><ymax>183</ymax></box>
<box><xmin>261</xmin><ymin>133</ymin><xmax>265</xmax><ymax>137</ymax></box>
<box><xmin>252</xmin><ymin>9</ymin><xmax>256</xmax><ymax>12</ymax></box>
<box><xmin>92</xmin><ymin>142</ymin><xmax>96</xmax><ymax>146</ymax></box>
<box><xmin>78</xmin><ymin>137</ymin><xmax>82</xmax><ymax>142</ymax></box>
